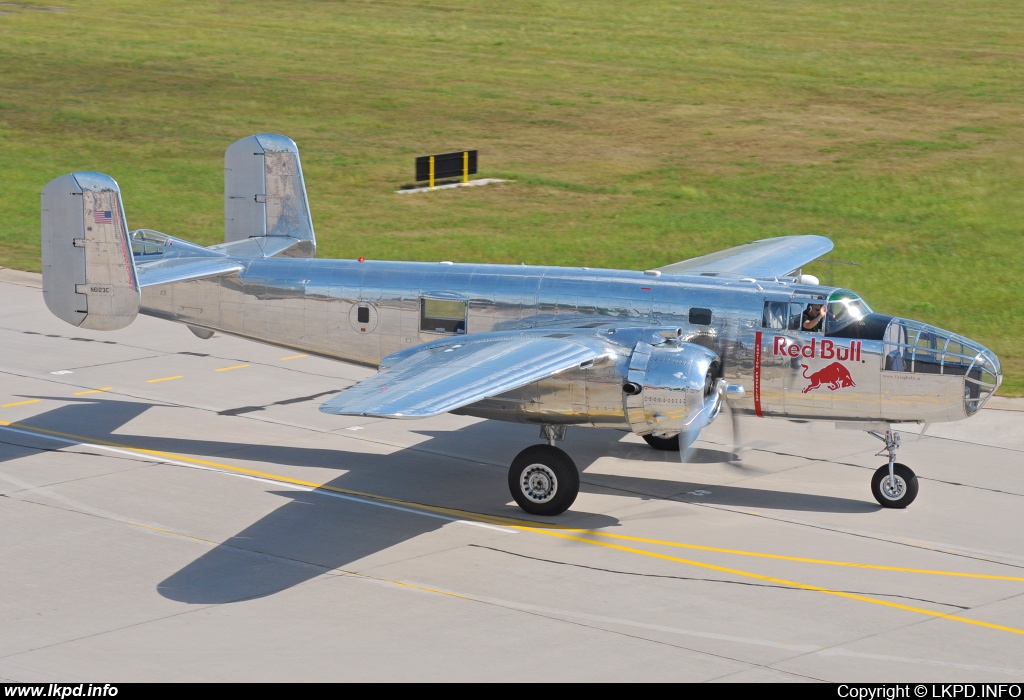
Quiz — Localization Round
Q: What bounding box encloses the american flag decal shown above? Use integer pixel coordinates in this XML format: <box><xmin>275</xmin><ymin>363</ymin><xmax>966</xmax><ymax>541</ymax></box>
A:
<box><xmin>94</xmin><ymin>210</ymin><xmax>113</xmax><ymax>224</ymax></box>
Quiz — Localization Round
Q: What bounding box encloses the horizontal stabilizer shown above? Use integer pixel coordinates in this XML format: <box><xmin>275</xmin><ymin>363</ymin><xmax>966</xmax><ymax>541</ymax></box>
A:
<box><xmin>41</xmin><ymin>172</ymin><xmax>140</xmax><ymax>330</ymax></box>
<box><xmin>209</xmin><ymin>235</ymin><xmax>308</xmax><ymax>259</ymax></box>
<box><xmin>656</xmin><ymin>235</ymin><xmax>833</xmax><ymax>279</ymax></box>
<box><xmin>321</xmin><ymin>333</ymin><xmax>604</xmax><ymax>418</ymax></box>
<box><xmin>135</xmin><ymin>257</ymin><xmax>244</xmax><ymax>287</ymax></box>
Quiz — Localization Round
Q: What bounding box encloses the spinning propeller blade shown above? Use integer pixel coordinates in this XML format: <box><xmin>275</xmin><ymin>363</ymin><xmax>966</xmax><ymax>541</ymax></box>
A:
<box><xmin>678</xmin><ymin>373</ymin><xmax>723</xmax><ymax>464</ymax></box>
<box><xmin>678</xmin><ymin>383</ymin><xmax>749</xmax><ymax>466</ymax></box>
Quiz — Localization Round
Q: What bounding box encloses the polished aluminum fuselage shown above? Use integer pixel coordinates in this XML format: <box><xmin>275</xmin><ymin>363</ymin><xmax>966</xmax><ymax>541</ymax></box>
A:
<box><xmin>138</xmin><ymin>257</ymin><xmax>996</xmax><ymax>428</ymax></box>
<box><xmin>40</xmin><ymin>139</ymin><xmax>1001</xmax><ymax>475</ymax></box>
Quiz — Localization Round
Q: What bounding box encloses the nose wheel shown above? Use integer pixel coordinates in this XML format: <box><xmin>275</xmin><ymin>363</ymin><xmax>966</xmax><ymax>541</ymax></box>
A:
<box><xmin>867</xmin><ymin>430</ymin><xmax>919</xmax><ymax>509</ymax></box>
<box><xmin>871</xmin><ymin>462</ymin><xmax>918</xmax><ymax>508</ymax></box>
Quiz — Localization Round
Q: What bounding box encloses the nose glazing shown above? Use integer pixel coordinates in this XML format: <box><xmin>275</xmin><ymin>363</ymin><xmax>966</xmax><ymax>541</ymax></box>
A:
<box><xmin>883</xmin><ymin>318</ymin><xmax>1001</xmax><ymax>417</ymax></box>
<box><xmin>966</xmin><ymin>345</ymin><xmax>1001</xmax><ymax>416</ymax></box>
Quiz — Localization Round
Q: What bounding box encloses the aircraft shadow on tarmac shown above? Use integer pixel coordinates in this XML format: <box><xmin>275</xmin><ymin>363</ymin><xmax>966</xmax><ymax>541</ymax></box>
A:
<box><xmin>3</xmin><ymin>397</ymin><xmax>877</xmax><ymax>604</ymax></box>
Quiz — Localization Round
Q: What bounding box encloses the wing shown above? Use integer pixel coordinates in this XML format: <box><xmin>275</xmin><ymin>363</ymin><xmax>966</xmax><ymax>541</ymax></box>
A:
<box><xmin>320</xmin><ymin>332</ymin><xmax>608</xmax><ymax>418</ymax></box>
<box><xmin>655</xmin><ymin>235</ymin><xmax>833</xmax><ymax>278</ymax></box>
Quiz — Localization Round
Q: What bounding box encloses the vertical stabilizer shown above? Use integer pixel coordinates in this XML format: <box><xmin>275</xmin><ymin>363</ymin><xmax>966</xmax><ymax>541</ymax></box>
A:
<box><xmin>224</xmin><ymin>133</ymin><xmax>316</xmax><ymax>257</ymax></box>
<box><xmin>41</xmin><ymin>172</ymin><xmax>140</xmax><ymax>330</ymax></box>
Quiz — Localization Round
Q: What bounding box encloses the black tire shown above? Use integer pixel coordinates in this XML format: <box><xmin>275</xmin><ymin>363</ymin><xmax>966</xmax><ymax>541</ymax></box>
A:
<box><xmin>642</xmin><ymin>433</ymin><xmax>679</xmax><ymax>451</ymax></box>
<box><xmin>641</xmin><ymin>432</ymin><xmax>698</xmax><ymax>452</ymax></box>
<box><xmin>871</xmin><ymin>463</ymin><xmax>919</xmax><ymax>509</ymax></box>
<box><xmin>508</xmin><ymin>445</ymin><xmax>579</xmax><ymax>516</ymax></box>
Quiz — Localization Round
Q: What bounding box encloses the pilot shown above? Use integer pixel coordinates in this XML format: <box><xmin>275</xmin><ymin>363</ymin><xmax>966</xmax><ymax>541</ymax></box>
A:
<box><xmin>802</xmin><ymin>303</ymin><xmax>826</xmax><ymax>332</ymax></box>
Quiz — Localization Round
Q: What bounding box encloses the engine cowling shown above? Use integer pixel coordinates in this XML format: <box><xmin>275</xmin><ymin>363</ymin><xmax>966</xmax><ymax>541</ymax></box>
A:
<box><xmin>623</xmin><ymin>340</ymin><xmax>721</xmax><ymax>437</ymax></box>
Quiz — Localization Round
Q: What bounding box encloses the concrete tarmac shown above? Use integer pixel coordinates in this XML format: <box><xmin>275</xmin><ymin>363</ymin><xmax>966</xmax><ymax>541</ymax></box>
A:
<box><xmin>1</xmin><ymin>269</ymin><xmax>1023</xmax><ymax>682</ymax></box>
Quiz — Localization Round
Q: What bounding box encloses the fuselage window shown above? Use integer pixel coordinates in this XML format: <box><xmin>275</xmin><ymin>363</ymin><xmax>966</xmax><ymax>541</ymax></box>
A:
<box><xmin>763</xmin><ymin>301</ymin><xmax>805</xmax><ymax>331</ymax></box>
<box><xmin>763</xmin><ymin>301</ymin><xmax>784</xmax><ymax>329</ymax></box>
<box><xmin>421</xmin><ymin>297</ymin><xmax>467</xmax><ymax>334</ymax></box>
<box><xmin>689</xmin><ymin>308</ymin><xmax>712</xmax><ymax>325</ymax></box>
<box><xmin>357</xmin><ymin>306</ymin><xmax>370</xmax><ymax>324</ymax></box>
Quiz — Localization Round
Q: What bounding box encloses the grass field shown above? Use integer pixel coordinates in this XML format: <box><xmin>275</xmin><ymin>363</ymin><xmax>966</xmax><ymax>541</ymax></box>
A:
<box><xmin>1</xmin><ymin>1</ymin><xmax>1021</xmax><ymax>393</ymax></box>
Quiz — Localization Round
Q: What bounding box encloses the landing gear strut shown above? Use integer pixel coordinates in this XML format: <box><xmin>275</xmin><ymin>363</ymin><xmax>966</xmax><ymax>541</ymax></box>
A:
<box><xmin>508</xmin><ymin>425</ymin><xmax>580</xmax><ymax>516</ymax></box>
<box><xmin>867</xmin><ymin>430</ymin><xmax>919</xmax><ymax>509</ymax></box>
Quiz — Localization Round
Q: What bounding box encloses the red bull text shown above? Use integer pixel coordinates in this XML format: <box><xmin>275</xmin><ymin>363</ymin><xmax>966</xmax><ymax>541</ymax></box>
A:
<box><xmin>773</xmin><ymin>336</ymin><xmax>863</xmax><ymax>362</ymax></box>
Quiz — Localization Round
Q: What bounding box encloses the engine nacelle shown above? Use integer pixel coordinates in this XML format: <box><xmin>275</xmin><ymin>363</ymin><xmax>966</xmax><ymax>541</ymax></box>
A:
<box><xmin>623</xmin><ymin>340</ymin><xmax>721</xmax><ymax>437</ymax></box>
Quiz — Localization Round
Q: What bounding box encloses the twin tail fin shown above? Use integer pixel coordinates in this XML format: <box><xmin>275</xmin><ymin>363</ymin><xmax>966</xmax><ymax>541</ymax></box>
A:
<box><xmin>40</xmin><ymin>134</ymin><xmax>317</xmax><ymax>331</ymax></box>
<box><xmin>41</xmin><ymin>172</ymin><xmax>140</xmax><ymax>330</ymax></box>
<box><xmin>223</xmin><ymin>133</ymin><xmax>315</xmax><ymax>258</ymax></box>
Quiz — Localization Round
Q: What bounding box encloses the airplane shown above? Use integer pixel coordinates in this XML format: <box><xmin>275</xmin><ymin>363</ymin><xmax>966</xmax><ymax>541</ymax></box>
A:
<box><xmin>39</xmin><ymin>133</ymin><xmax>1003</xmax><ymax>517</ymax></box>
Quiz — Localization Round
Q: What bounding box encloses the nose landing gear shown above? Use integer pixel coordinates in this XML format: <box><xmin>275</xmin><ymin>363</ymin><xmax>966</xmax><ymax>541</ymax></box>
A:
<box><xmin>867</xmin><ymin>430</ymin><xmax>919</xmax><ymax>508</ymax></box>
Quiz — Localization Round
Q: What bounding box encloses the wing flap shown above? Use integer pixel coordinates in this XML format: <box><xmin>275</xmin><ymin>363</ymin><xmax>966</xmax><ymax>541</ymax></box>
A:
<box><xmin>320</xmin><ymin>334</ymin><xmax>604</xmax><ymax>418</ymax></box>
<box><xmin>656</xmin><ymin>235</ymin><xmax>833</xmax><ymax>278</ymax></box>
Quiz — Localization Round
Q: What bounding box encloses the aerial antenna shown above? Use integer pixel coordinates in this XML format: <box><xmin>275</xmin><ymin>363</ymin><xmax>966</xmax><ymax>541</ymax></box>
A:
<box><xmin>814</xmin><ymin>258</ymin><xmax>860</xmax><ymax>287</ymax></box>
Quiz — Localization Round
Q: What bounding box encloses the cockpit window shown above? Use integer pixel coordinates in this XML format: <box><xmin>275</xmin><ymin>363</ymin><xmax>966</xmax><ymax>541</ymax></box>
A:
<box><xmin>824</xmin><ymin>290</ymin><xmax>872</xmax><ymax>335</ymax></box>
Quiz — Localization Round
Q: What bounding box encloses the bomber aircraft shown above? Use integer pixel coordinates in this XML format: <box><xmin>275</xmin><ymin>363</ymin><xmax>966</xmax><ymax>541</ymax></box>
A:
<box><xmin>40</xmin><ymin>134</ymin><xmax>1002</xmax><ymax>516</ymax></box>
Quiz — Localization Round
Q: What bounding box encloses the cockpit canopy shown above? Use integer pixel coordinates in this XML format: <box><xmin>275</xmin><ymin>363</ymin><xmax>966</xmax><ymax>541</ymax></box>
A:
<box><xmin>131</xmin><ymin>228</ymin><xmax>168</xmax><ymax>256</ymax></box>
<box><xmin>823</xmin><ymin>290</ymin><xmax>872</xmax><ymax>335</ymax></box>
<box><xmin>764</xmin><ymin>289</ymin><xmax>875</xmax><ymax>337</ymax></box>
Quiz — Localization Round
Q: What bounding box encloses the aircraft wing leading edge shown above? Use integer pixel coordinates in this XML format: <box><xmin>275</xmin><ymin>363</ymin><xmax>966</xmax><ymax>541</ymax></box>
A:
<box><xmin>656</xmin><ymin>235</ymin><xmax>833</xmax><ymax>278</ymax></box>
<box><xmin>320</xmin><ymin>333</ymin><xmax>607</xmax><ymax>418</ymax></box>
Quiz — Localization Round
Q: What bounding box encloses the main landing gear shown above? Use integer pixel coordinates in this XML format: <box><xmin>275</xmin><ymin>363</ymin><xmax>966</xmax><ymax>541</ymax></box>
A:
<box><xmin>508</xmin><ymin>426</ymin><xmax>923</xmax><ymax>515</ymax></box>
<box><xmin>508</xmin><ymin>425</ymin><xmax>580</xmax><ymax>517</ymax></box>
<box><xmin>867</xmin><ymin>429</ymin><xmax>919</xmax><ymax>509</ymax></box>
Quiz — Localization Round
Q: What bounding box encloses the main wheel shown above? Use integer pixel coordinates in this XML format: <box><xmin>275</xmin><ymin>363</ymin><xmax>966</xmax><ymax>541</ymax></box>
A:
<box><xmin>871</xmin><ymin>463</ymin><xmax>919</xmax><ymax>509</ymax></box>
<box><xmin>641</xmin><ymin>432</ymin><xmax>698</xmax><ymax>452</ymax></box>
<box><xmin>508</xmin><ymin>445</ymin><xmax>580</xmax><ymax>516</ymax></box>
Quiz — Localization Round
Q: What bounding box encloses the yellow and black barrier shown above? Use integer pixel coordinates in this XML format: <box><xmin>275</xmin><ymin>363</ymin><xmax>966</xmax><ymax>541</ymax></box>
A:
<box><xmin>415</xmin><ymin>150</ymin><xmax>478</xmax><ymax>187</ymax></box>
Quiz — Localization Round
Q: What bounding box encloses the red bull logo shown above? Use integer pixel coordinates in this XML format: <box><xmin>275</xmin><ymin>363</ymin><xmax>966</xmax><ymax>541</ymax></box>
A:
<box><xmin>773</xmin><ymin>336</ymin><xmax>862</xmax><ymax>362</ymax></box>
<box><xmin>801</xmin><ymin>362</ymin><xmax>857</xmax><ymax>393</ymax></box>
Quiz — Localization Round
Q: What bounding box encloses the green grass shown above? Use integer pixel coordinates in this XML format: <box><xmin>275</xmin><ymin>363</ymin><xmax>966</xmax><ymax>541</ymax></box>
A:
<box><xmin>1</xmin><ymin>0</ymin><xmax>1022</xmax><ymax>393</ymax></box>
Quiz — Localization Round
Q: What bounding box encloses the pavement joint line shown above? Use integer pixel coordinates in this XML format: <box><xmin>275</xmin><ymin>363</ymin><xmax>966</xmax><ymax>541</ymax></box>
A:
<box><xmin>563</xmin><ymin>530</ymin><xmax>1024</xmax><ymax>581</ymax></box>
<box><xmin>526</xmin><ymin>528</ymin><xmax>1024</xmax><ymax>637</ymax></box>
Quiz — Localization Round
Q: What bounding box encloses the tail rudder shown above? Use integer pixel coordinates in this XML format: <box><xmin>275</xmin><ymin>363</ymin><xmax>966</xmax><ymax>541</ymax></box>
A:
<box><xmin>41</xmin><ymin>172</ymin><xmax>140</xmax><ymax>330</ymax></box>
<box><xmin>224</xmin><ymin>134</ymin><xmax>316</xmax><ymax>258</ymax></box>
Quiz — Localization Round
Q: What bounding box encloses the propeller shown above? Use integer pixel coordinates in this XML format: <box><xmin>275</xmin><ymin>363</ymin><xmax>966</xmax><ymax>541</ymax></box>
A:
<box><xmin>678</xmin><ymin>330</ymin><xmax>748</xmax><ymax>466</ymax></box>
<box><xmin>678</xmin><ymin>376</ymin><xmax>746</xmax><ymax>465</ymax></box>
